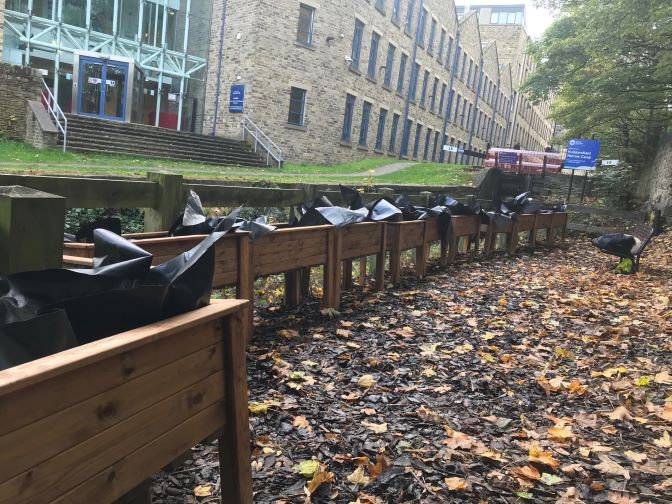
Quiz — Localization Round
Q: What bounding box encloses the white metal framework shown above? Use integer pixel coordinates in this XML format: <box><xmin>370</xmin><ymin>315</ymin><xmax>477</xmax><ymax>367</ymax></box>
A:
<box><xmin>3</xmin><ymin>0</ymin><xmax>207</xmax><ymax>130</ymax></box>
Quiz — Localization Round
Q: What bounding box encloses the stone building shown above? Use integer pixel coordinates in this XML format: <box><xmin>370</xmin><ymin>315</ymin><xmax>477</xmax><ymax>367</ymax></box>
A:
<box><xmin>1</xmin><ymin>0</ymin><xmax>555</xmax><ymax>164</ymax></box>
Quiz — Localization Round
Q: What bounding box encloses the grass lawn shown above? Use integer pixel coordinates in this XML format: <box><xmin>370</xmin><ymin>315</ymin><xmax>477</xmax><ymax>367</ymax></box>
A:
<box><xmin>0</xmin><ymin>139</ymin><xmax>473</xmax><ymax>187</ymax></box>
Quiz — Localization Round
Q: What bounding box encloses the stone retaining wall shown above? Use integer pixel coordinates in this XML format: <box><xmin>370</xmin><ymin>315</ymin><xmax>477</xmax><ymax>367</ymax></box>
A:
<box><xmin>0</xmin><ymin>62</ymin><xmax>43</xmax><ymax>142</ymax></box>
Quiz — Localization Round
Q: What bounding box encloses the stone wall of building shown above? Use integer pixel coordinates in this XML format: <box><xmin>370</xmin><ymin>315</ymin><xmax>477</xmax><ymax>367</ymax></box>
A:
<box><xmin>0</xmin><ymin>62</ymin><xmax>43</xmax><ymax>141</ymax></box>
<box><xmin>205</xmin><ymin>0</ymin><xmax>555</xmax><ymax>165</ymax></box>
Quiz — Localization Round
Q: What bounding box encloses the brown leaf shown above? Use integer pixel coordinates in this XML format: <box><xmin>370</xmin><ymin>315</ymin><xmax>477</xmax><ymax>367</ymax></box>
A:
<box><xmin>368</xmin><ymin>454</ymin><xmax>390</xmax><ymax>479</ymax></box>
<box><xmin>347</xmin><ymin>466</ymin><xmax>370</xmax><ymax>486</ymax></box>
<box><xmin>547</xmin><ymin>426</ymin><xmax>573</xmax><ymax>442</ymax></box>
<box><xmin>607</xmin><ymin>492</ymin><xmax>639</xmax><ymax>504</ymax></box>
<box><xmin>594</xmin><ymin>455</ymin><xmax>630</xmax><ymax>480</ymax></box>
<box><xmin>357</xmin><ymin>374</ymin><xmax>377</xmax><ymax>389</ymax></box>
<box><xmin>361</xmin><ymin>420</ymin><xmax>387</xmax><ymax>433</ymax></box>
<box><xmin>293</xmin><ymin>415</ymin><xmax>311</xmax><ymax>430</ymax></box>
<box><xmin>417</xmin><ymin>405</ymin><xmax>446</xmax><ymax>425</ymax></box>
<box><xmin>623</xmin><ymin>450</ymin><xmax>647</xmax><ymax>463</ymax></box>
<box><xmin>529</xmin><ymin>448</ymin><xmax>561</xmax><ymax>470</ymax></box>
<box><xmin>511</xmin><ymin>465</ymin><xmax>541</xmax><ymax>481</ymax></box>
<box><xmin>444</xmin><ymin>477</ymin><xmax>470</xmax><ymax>491</ymax></box>
<box><xmin>653</xmin><ymin>431</ymin><xmax>671</xmax><ymax>448</ymax></box>
<box><xmin>608</xmin><ymin>406</ymin><xmax>633</xmax><ymax>422</ymax></box>
<box><xmin>305</xmin><ymin>471</ymin><xmax>334</xmax><ymax>495</ymax></box>
<box><xmin>655</xmin><ymin>369</ymin><xmax>672</xmax><ymax>385</ymax></box>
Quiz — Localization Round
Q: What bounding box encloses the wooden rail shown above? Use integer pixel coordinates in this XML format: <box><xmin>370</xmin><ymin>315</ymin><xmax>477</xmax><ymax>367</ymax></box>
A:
<box><xmin>0</xmin><ymin>300</ymin><xmax>253</xmax><ymax>504</ymax></box>
<box><xmin>63</xmin><ymin>213</ymin><xmax>569</xmax><ymax>312</ymax></box>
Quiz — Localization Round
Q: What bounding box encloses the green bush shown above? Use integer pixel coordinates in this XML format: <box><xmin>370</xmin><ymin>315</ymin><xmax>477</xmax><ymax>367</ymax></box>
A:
<box><xmin>65</xmin><ymin>208</ymin><xmax>145</xmax><ymax>234</ymax></box>
<box><xmin>592</xmin><ymin>162</ymin><xmax>639</xmax><ymax>210</ymax></box>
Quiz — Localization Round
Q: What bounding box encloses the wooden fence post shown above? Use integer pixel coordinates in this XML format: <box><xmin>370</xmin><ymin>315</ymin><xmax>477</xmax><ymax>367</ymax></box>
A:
<box><xmin>144</xmin><ymin>172</ymin><xmax>184</xmax><ymax>232</ymax></box>
<box><xmin>0</xmin><ymin>186</ymin><xmax>65</xmax><ymax>276</ymax></box>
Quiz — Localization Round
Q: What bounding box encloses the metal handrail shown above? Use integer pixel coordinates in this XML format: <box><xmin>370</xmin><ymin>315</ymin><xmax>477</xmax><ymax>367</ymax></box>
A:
<box><xmin>41</xmin><ymin>79</ymin><xmax>68</xmax><ymax>152</ymax></box>
<box><xmin>242</xmin><ymin>115</ymin><xmax>283</xmax><ymax>167</ymax></box>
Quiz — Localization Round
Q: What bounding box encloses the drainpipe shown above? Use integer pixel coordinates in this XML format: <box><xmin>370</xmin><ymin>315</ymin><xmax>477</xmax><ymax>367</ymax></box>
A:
<box><xmin>399</xmin><ymin>0</ymin><xmax>424</xmax><ymax>160</ymax></box>
<box><xmin>502</xmin><ymin>91</ymin><xmax>515</xmax><ymax>148</ymax></box>
<box><xmin>489</xmin><ymin>76</ymin><xmax>501</xmax><ymax>146</ymax></box>
<box><xmin>177</xmin><ymin>0</ymin><xmax>191</xmax><ymax>131</ymax></box>
<box><xmin>439</xmin><ymin>28</ymin><xmax>461</xmax><ymax>163</ymax></box>
<box><xmin>211</xmin><ymin>0</ymin><xmax>228</xmax><ymax>136</ymax></box>
<box><xmin>464</xmin><ymin>56</ymin><xmax>484</xmax><ymax>165</ymax></box>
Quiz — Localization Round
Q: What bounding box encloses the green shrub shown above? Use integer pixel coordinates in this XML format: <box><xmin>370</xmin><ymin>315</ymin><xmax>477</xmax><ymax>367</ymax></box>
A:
<box><xmin>592</xmin><ymin>162</ymin><xmax>639</xmax><ymax>210</ymax></box>
<box><xmin>65</xmin><ymin>208</ymin><xmax>145</xmax><ymax>234</ymax></box>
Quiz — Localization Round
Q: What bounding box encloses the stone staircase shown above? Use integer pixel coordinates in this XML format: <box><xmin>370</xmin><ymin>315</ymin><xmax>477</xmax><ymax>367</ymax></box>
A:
<box><xmin>60</xmin><ymin>115</ymin><xmax>269</xmax><ymax>167</ymax></box>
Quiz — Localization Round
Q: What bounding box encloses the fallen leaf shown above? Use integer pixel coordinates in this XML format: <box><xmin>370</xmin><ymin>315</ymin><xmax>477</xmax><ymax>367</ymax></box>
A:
<box><xmin>654</xmin><ymin>369</ymin><xmax>672</xmax><ymax>385</ymax></box>
<box><xmin>444</xmin><ymin>477</ymin><xmax>469</xmax><ymax>491</ymax></box>
<box><xmin>305</xmin><ymin>471</ymin><xmax>334</xmax><ymax>495</ymax></box>
<box><xmin>653</xmin><ymin>431</ymin><xmax>671</xmax><ymax>448</ymax></box>
<box><xmin>608</xmin><ymin>406</ymin><xmax>633</xmax><ymax>422</ymax></box>
<box><xmin>347</xmin><ymin>466</ymin><xmax>370</xmax><ymax>486</ymax></box>
<box><xmin>623</xmin><ymin>450</ymin><xmax>647</xmax><ymax>463</ymax></box>
<box><xmin>277</xmin><ymin>329</ymin><xmax>299</xmax><ymax>338</ymax></box>
<box><xmin>336</xmin><ymin>328</ymin><xmax>352</xmax><ymax>338</ymax></box>
<box><xmin>368</xmin><ymin>454</ymin><xmax>390</xmax><ymax>479</ymax></box>
<box><xmin>419</xmin><ymin>343</ymin><xmax>439</xmax><ymax>356</ymax></box>
<box><xmin>361</xmin><ymin>420</ymin><xmax>387</xmax><ymax>433</ymax></box>
<box><xmin>595</xmin><ymin>455</ymin><xmax>630</xmax><ymax>480</ymax></box>
<box><xmin>357</xmin><ymin>374</ymin><xmax>377</xmax><ymax>389</ymax></box>
<box><xmin>293</xmin><ymin>415</ymin><xmax>311</xmax><ymax>430</ymax></box>
<box><xmin>515</xmin><ymin>491</ymin><xmax>534</xmax><ymax>500</ymax></box>
<box><xmin>511</xmin><ymin>465</ymin><xmax>541</xmax><ymax>481</ymax></box>
<box><xmin>294</xmin><ymin>459</ymin><xmax>320</xmax><ymax>478</ymax></box>
<box><xmin>540</xmin><ymin>473</ymin><xmax>563</xmax><ymax>485</ymax></box>
<box><xmin>607</xmin><ymin>492</ymin><xmax>639</xmax><ymax>504</ymax></box>
<box><xmin>194</xmin><ymin>485</ymin><xmax>213</xmax><ymax>497</ymax></box>
<box><xmin>529</xmin><ymin>448</ymin><xmax>561</xmax><ymax>470</ymax></box>
<box><xmin>547</xmin><ymin>426</ymin><xmax>573</xmax><ymax>442</ymax></box>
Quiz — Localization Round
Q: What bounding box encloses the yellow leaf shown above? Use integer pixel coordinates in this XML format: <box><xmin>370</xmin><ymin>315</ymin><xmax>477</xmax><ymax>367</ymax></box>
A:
<box><xmin>635</xmin><ymin>377</ymin><xmax>651</xmax><ymax>387</ymax></box>
<box><xmin>361</xmin><ymin>420</ymin><xmax>388</xmax><ymax>433</ymax></box>
<box><xmin>529</xmin><ymin>448</ymin><xmax>561</xmax><ymax>470</ymax></box>
<box><xmin>194</xmin><ymin>485</ymin><xmax>213</xmax><ymax>497</ymax></box>
<box><xmin>346</xmin><ymin>466</ymin><xmax>370</xmax><ymax>486</ymax></box>
<box><xmin>248</xmin><ymin>400</ymin><xmax>279</xmax><ymax>415</ymax></box>
<box><xmin>548</xmin><ymin>426</ymin><xmax>573</xmax><ymax>442</ymax></box>
<box><xmin>445</xmin><ymin>477</ymin><xmax>470</xmax><ymax>491</ymax></box>
<box><xmin>277</xmin><ymin>329</ymin><xmax>299</xmax><ymax>338</ymax></box>
<box><xmin>653</xmin><ymin>431</ymin><xmax>671</xmax><ymax>448</ymax></box>
<box><xmin>421</xmin><ymin>367</ymin><xmax>437</xmax><ymax>378</ymax></box>
<box><xmin>294</xmin><ymin>459</ymin><xmax>320</xmax><ymax>478</ymax></box>
<box><xmin>357</xmin><ymin>374</ymin><xmax>377</xmax><ymax>389</ymax></box>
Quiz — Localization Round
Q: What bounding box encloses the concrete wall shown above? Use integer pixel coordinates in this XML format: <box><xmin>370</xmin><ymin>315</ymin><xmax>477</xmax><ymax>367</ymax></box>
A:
<box><xmin>204</xmin><ymin>0</ymin><xmax>556</xmax><ymax>165</ymax></box>
<box><xmin>648</xmin><ymin>135</ymin><xmax>672</xmax><ymax>212</ymax></box>
<box><xmin>0</xmin><ymin>62</ymin><xmax>43</xmax><ymax>141</ymax></box>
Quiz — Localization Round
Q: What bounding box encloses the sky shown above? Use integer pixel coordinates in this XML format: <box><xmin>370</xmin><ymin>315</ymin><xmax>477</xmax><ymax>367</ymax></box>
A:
<box><xmin>456</xmin><ymin>1</ymin><xmax>556</xmax><ymax>39</ymax></box>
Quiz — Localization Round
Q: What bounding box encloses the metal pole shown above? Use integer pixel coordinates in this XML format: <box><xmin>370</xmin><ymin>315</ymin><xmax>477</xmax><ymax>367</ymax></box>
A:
<box><xmin>211</xmin><ymin>0</ymin><xmax>229</xmax><ymax>136</ymax></box>
<box><xmin>177</xmin><ymin>0</ymin><xmax>191</xmax><ymax>131</ymax></box>
<box><xmin>136</xmin><ymin>0</ymin><xmax>144</xmax><ymax>61</ymax></box>
<box><xmin>25</xmin><ymin>0</ymin><xmax>33</xmax><ymax>64</ymax></box>
<box><xmin>567</xmin><ymin>169</ymin><xmax>576</xmax><ymax>202</ymax></box>
<box><xmin>85</xmin><ymin>0</ymin><xmax>91</xmax><ymax>48</ymax></box>
<box><xmin>439</xmin><ymin>29</ymin><xmax>461</xmax><ymax>163</ymax></box>
<box><xmin>579</xmin><ymin>172</ymin><xmax>588</xmax><ymax>202</ymax></box>
<box><xmin>465</xmin><ymin>56</ymin><xmax>484</xmax><ymax>166</ymax></box>
<box><xmin>54</xmin><ymin>0</ymin><xmax>63</xmax><ymax>106</ymax></box>
<box><xmin>154</xmin><ymin>1</ymin><xmax>168</xmax><ymax>128</ymax></box>
<box><xmin>399</xmin><ymin>0</ymin><xmax>424</xmax><ymax>160</ymax></box>
<box><xmin>112</xmin><ymin>0</ymin><xmax>119</xmax><ymax>52</ymax></box>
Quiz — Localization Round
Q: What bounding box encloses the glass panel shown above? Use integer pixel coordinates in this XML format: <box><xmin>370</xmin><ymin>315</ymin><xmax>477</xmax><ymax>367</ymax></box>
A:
<box><xmin>297</xmin><ymin>4</ymin><xmax>314</xmax><ymax>45</ymax></box>
<box><xmin>63</xmin><ymin>0</ymin><xmax>87</xmax><ymax>27</ymax></box>
<box><xmin>6</xmin><ymin>0</ymin><xmax>29</xmax><ymax>14</ymax></box>
<box><xmin>33</xmin><ymin>0</ymin><xmax>54</xmax><ymax>19</ymax></box>
<box><xmin>104</xmin><ymin>64</ymin><xmax>127</xmax><ymax>118</ymax></box>
<box><xmin>81</xmin><ymin>62</ymin><xmax>104</xmax><ymax>115</ymax></box>
<box><xmin>119</xmin><ymin>0</ymin><xmax>141</xmax><ymax>40</ymax></box>
<box><xmin>91</xmin><ymin>0</ymin><xmax>115</xmax><ymax>35</ymax></box>
<box><xmin>507</xmin><ymin>12</ymin><xmax>516</xmax><ymax>24</ymax></box>
<box><xmin>490</xmin><ymin>12</ymin><xmax>499</xmax><ymax>24</ymax></box>
<box><xmin>288</xmin><ymin>87</ymin><xmax>306</xmax><ymax>125</ymax></box>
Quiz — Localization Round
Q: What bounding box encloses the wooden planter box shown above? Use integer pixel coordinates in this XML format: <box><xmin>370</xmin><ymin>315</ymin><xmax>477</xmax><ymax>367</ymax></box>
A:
<box><xmin>385</xmin><ymin>221</ymin><xmax>429</xmax><ymax>285</ymax></box>
<box><xmin>446</xmin><ymin>215</ymin><xmax>481</xmax><ymax>264</ymax></box>
<box><xmin>339</xmin><ymin>221</ymin><xmax>388</xmax><ymax>294</ymax></box>
<box><xmin>0</xmin><ymin>300</ymin><xmax>252</xmax><ymax>504</ymax></box>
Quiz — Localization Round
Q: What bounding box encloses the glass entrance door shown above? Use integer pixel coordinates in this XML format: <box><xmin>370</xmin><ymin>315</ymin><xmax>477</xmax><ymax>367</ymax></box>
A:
<box><xmin>77</xmin><ymin>57</ymin><xmax>129</xmax><ymax>121</ymax></box>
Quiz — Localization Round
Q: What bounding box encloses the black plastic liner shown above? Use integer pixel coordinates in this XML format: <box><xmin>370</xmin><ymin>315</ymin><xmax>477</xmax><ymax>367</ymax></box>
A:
<box><xmin>1</xmin><ymin>229</ymin><xmax>225</xmax><ymax>371</ymax></box>
<box><xmin>591</xmin><ymin>233</ymin><xmax>636</xmax><ymax>257</ymax></box>
<box><xmin>64</xmin><ymin>216</ymin><xmax>122</xmax><ymax>243</ymax></box>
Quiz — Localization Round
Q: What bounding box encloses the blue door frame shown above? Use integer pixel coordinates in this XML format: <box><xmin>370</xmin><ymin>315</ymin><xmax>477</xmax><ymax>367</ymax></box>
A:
<box><xmin>77</xmin><ymin>56</ymin><xmax>129</xmax><ymax>121</ymax></box>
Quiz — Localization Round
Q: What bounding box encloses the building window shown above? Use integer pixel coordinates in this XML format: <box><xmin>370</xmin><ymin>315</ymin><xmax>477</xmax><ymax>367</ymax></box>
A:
<box><xmin>296</xmin><ymin>4</ymin><xmax>316</xmax><ymax>46</ymax></box>
<box><xmin>420</xmin><ymin>70</ymin><xmax>430</xmax><ymax>107</ymax></box>
<box><xmin>460</xmin><ymin>53</ymin><xmax>467</xmax><ymax>81</ymax></box>
<box><xmin>287</xmin><ymin>87</ymin><xmax>307</xmax><ymax>126</ymax></box>
<box><xmin>438</xmin><ymin>83</ymin><xmax>447</xmax><ymax>116</ymax></box>
<box><xmin>389</xmin><ymin>113</ymin><xmax>400</xmax><ymax>152</ymax></box>
<box><xmin>430</xmin><ymin>77</ymin><xmax>439</xmax><ymax>112</ymax></box>
<box><xmin>467</xmin><ymin>59</ymin><xmax>473</xmax><ymax>88</ymax></box>
<box><xmin>409</xmin><ymin>61</ymin><xmax>421</xmax><ymax>101</ymax></box>
<box><xmin>405</xmin><ymin>0</ymin><xmax>415</xmax><ymax>34</ymax></box>
<box><xmin>473</xmin><ymin>65</ymin><xmax>479</xmax><ymax>89</ymax></box>
<box><xmin>367</xmin><ymin>32</ymin><xmax>381</xmax><ymax>80</ymax></box>
<box><xmin>383</xmin><ymin>44</ymin><xmax>396</xmax><ymax>88</ymax></box>
<box><xmin>392</xmin><ymin>0</ymin><xmax>402</xmax><ymax>25</ymax></box>
<box><xmin>397</xmin><ymin>53</ymin><xmax>408</xmax><ymax>94</ymax></box>
<box><xmin>427</xmin><ymin>18</ymin><xmax>437</xmax><ymax>55</ymax></box>
<box><xmin>375</xmin><ymin>0</ymin><xmax>385</xmax><ymax>13</ymax></box>
<box><xmin>461</xmin><ymin>99</ymin><xmax>469</xmax><ymax>127</ymax></box>
<box><xmin>446</xmin><ymin>37</ymin><xmax>454</xmax><ymax>69</ymax></box>
<box><xmin>359</xmin><ymin>101</ymin><xmax>372</xmax><ymax>146</ymax></box>
<box><xmin>454</xmin><ymin>93</ymin><xmax>461</xmax><ymax>124</ymax></box>
<box><xmin>437</xmin><ymin>28</ymin><xmax>446</xmax><ymax>63</ymax></box>
<box><xmin>341</xmin><ymin>94</ymin><xmax>356</xmax><ymax>142</ymax></box>
<box><xmin>375</xmin><ymin>108</ymin><xmax>387</xmax><ymax>150</ymax></box>
<box><xmin>418</xmin><ymin>8</ymin><xmax>428</xmax><ymax>47</ymax></box>
<box><xmin>423</xmin><ymin>128</ymin><xmax>431</xmax><ymax>160</ymax></box>
<box><xmin>490</xmin><ymin>8</ymin><xmax>524</xmax><ymax>25</ymax></box>
<box><xmin>401</xmin><ymin>119</ymin><xmax>412</xmax><ymax>157</ymax></box>
<box><xmin>432</xmin><ymin>131</ymin><xmax>439</xmax><ymax>161</ymax></box>
<box><xmin>351</xmin><ymin>19</ymin><xmax>364</xmax><ymax>71</ymax></box>
<box><xmin>413</xmin><ymin>124</ymin><xmax>422</xmax><ymax>159</ymax></box>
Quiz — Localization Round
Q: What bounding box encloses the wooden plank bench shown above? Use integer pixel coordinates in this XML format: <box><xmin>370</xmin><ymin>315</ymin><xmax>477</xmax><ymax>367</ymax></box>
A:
<box><xmin>0</xmin><ymin>300</ymin><xmax>252</xmax><ymax>504</ymax></box>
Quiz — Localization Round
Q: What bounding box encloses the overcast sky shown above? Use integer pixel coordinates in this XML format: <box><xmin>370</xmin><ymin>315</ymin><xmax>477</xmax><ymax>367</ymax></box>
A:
<box><xmin>456</xmin><ymin>1</ymin><xmax>556</xmax><ymax>39</ymax></box>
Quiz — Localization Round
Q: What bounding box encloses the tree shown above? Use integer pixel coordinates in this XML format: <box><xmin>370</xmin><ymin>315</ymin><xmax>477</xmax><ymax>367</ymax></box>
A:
<box><xmin>523</xmin><ymin>0</ymin><xmax>672</xmax><ymax>170</ymax></box>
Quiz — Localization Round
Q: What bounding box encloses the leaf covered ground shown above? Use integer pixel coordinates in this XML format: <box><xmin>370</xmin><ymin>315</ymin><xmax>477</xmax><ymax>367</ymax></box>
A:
<box><xmin>154</xmin><ymin>232</ymin><xmax>672</xmax><ymax>504</ymax></box>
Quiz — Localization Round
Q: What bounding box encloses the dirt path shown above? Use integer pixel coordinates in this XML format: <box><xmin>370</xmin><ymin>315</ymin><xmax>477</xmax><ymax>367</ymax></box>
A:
<box><xmin>354</xmin><ymin>161</ymin><xmax>418</xmax><ymax>177</ymax></box>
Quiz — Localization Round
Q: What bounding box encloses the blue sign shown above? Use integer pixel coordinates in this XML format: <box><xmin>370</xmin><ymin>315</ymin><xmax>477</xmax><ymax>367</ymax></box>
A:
<box><xmin>499</xmin><ymin>151</ymin><xmax>519</xmax><ymax>164</ymax></box>
<box><xmin>229</xmin><ymin>84</ymin><xmax>245</xmax><ymax>113</ymax></box>
<box><xmin>457</xmin><ymin>148</ymin><xmax>465</xmax><ymax>154</ymax></box>
<box><xmin>565</xmin><ymin>138</ymin><xmax>601</xmax><ymax>170</ymax></box>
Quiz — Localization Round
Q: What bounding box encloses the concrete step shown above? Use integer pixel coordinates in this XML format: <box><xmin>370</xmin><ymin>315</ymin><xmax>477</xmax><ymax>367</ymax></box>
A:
<box><xmin>61</xmin><ymin>114</ymin><xmax>271</xmax><ymax>167</ymax></box>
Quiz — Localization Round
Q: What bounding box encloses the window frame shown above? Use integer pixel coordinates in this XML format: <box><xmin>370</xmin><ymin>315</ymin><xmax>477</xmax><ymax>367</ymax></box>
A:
<box><xmin>351</xmin><ymin>19</ymin><xmax>365</xmax><ymax>71</ymax></box>
<box><xmin>359</xmin><ymin>101</ymin><xmax>373</xmax><ymax>146</ymax></box>
<box><xmin>367</xmin><ymin>31</ymin><xmax>381</xmax><ymax>80</ymax></box>
<box><xmin>341</xmin><ymin>93</ymin><xmax>356</xmax><ymax>143</ymax></box>
<box><xmin>296</xmin><ymin>4</ymin><xmax>316</xmax><ymax>47</ymax></box>
<box><xmin>375</xmin><ymin>108</ymin><xmax>388</xmax><ymax>150</ymax></box>
<box><xmin>397</xmin><ymin>53</ymin><xmax>408</xmax><ymax>94</ymax></box>
<box><xmin>389</xmin><ymin>113</ymin><xmax>400</xmax><ymax>152</ymax></box>
<box><xmin>383</xmin><ymin>43</ymin><xmax>396</xmax><ymax>88</ymax></box>
<box><xmin>287</xmin><ymin>86</ymin><xmax>307</xmax><ymax>126</ymax></box>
